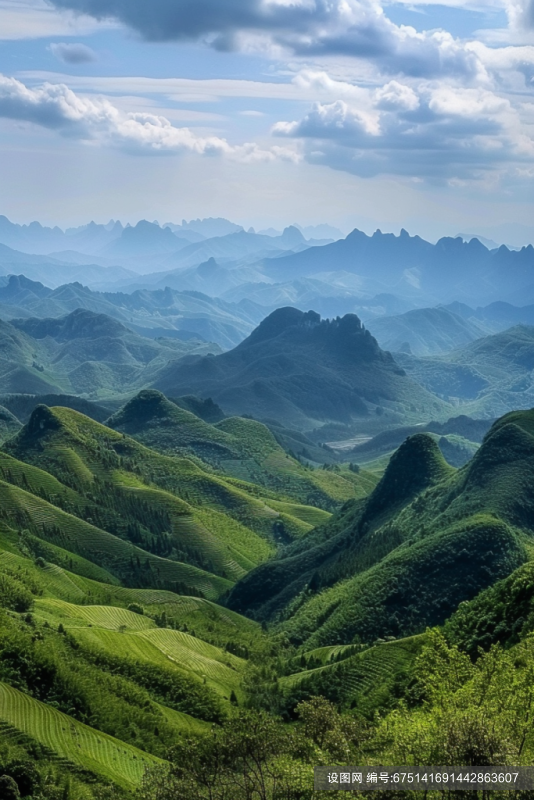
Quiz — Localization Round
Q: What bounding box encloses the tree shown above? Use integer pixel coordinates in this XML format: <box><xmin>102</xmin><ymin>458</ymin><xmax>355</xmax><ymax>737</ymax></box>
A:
<box><xmin>137</xmin><ymin>710</ymin><xmax>314</xmax><ymax>800</ymax></box>
<box><xmin>379</xmin><ymin>630</ymin><xmax>534</xmax><ymax>769</ymax></box>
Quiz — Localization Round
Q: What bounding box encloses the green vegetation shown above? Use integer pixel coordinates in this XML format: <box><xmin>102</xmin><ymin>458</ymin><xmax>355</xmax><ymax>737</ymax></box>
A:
<box><xmin>107</xmin><ymin>390</ymin><xmax>376</xmax><ymax>510</ymax></box>
<box><xmin>154</xmin><ymin>308</ymin><xmax>448</xmax><ymax>430</ymax></box>
<box><xmin>3</xmin><ymin>403</ymin><xmax>352</xmax><ymax>594</ymax></box>
<box><xmin>227</xmin><ymin>422</ymin><xmax>534</xmax><ymax>649</ymax></box>
<box><xmin>1</xmin><ymin>391</ymin><xmax>534</xmax><ymax>798</ymax></box>
<box><xmin>0</xmin><ymin>683</ymin><xmax>161</xmax><ymax>789</ymax></box>
<box><xmin>398</xmin><ymin>324</ymin><xmax>534</xmax><ymax>418</ymax></box>
<box><xmin>0</xmin><ymin>310</ymin><xmax>221</xmax><ymax>399</ymax></box>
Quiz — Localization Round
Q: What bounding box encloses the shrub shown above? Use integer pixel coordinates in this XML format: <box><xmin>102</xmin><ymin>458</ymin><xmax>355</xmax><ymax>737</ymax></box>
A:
<box><xmin>0</xmin><ymin>574</ymin><xmax>33</xmax><ymax>613</ymax></box>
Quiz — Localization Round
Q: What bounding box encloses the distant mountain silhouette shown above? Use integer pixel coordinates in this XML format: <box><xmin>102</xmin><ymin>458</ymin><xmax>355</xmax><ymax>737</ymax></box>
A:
<box><xmin>154</xmin><ymin>307</ymin><xmax>446</xmax><ymax>429</ymax></box>
<box><xmin>368</xmin><ymin>306</ymin><xmax>488</xmax><ymax>356</ymax></box>
<box><xmin>102</xmin><ymin>220</ymin><xmax>189</xmax><ymax>257</ymax></box>
<box><xmin>0</xmin><ymin>278</ymin><xmax>262</xmax><ymax>349</ymax></box>
<box><xmin>261</xmin><ymin>228</ymin><xmax>534</xmax><ymax>306</ymax></box>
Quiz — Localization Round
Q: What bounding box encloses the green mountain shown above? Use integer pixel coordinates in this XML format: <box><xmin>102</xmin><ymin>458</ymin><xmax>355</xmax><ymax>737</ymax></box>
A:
<box><xmin>227</xmin><ymin>415</ymin><xmax>534</xmax><ymax>648</ymax></box>
<box><xmin>0</xmin><ymin>408</ymin><xmax>289</xmax><ymax>796</ymax></box>
<box><xmin>154</xmin><ymin>308</ymin><xmax>448</xmax><ymax>430</ymax></box>
<box><xmin>347</xmin><ymin>414</ymin><xmax>493</xmax><ymax>469</ymax></box>
<box><xmin>107</xmin><ymin>390</ymin><xmax>377</xmax><ymax>510</ymax></box>
<box><xmin>0</xmin><ymin>393</ymin><xmax>114</xmax><ymax>424</ymax></box>
<box><xmin>0</xmin><ymin>406</ymin><xmax>21</xmax><ymax>443</ymax></box>
<box><xmin>1</xmin><ymin>402</ymin><xmax>534</xmax><ymax>797</ymax></box>
<box><xmin>4</xmin><ymin>405</ymin><xmax>345</xmax><ymax>590</ymax></box>
<box><xmin>0</xmin><ymin>309</ymin><xmax>215</xmax><ymax>399</ymax></box>
<box><xmin>0</xmin><ymin>274</ymin><xmax>262</xmax><ymax>349</ymax></box>
<box><xmin>397</xmin><ymin>324</ymin><xmax>534</xmax><ymax>417</ymax></box>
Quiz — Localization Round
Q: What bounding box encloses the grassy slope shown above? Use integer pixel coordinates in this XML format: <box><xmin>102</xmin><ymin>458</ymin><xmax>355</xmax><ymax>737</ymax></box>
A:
<box><xmin>107</xmin><ymin>390</ymin><xmax>376</xmax><ymax>510</ymax></box>
<box><xmin>230</xmin><ymin>424</ymin><xmax>534</xmax><ymax>648</ymax></box>
<box><xmin>0</xmin><ymin>683</ymin><xmax>161</xmax><ymax>790</ymax></box>
<box><xmin>0</xmin><ymin>551</ymin><xmax>258</xmax><ymax>657</ymax></box>
<box><xmin>33</xmin><ymin>599</ymin><xmax>246</xmax><ymax>699</ymax></box>
<box><xmin>0</xmin><ymin>509</ymin><xmax>260</xmax><ymax>793</ymax></box>
<box><xmin>2</xmin><ymin>405</ymin><xmax>342</xmax><ymax>591</ymax></box>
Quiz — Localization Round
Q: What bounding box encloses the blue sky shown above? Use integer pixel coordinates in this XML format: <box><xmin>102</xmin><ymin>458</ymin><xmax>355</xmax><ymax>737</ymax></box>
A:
<box><xmin>0</xmin><ymin>0</ymin><xmax>533</xmax><ymax>241</ymax></box>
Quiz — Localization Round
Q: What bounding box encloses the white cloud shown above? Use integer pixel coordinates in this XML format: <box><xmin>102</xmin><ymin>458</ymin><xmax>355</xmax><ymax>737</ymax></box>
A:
<box><xmin>17</xmin><ymin>72</ymin><xmax>313</xmax><ymax>101</ymax></box>
<box><xmin>507</xmin><ymin>0</ymin><xmax>534</xmax><ymax>29</ymax></box>
<box><xmin>0</xmin><ymin>73</ymin><xmax>298</xmax><ymax>162</ymax></box>
<box><xmin>375</xmin><ymin>79</ymin><xmax>419</xmax><ymax>110</ymax></box>
<box><xmin>273</xmin><ymin>76</ymin><xmax>534</xmax><ymax>179</ymax></box>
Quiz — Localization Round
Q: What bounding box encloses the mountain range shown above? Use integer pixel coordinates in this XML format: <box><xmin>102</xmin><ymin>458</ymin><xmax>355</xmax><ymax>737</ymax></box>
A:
<box><xmin>0</xmin><ymin>309</ymin><xmax>219</xmax><ymax>398</ymax></box>
<box><xmin>154</xmin><ymin>307</ymin><xmax>447</xmax><ymax>430</ymax></box>
<box><xmin>260</xmin><ymin>228</ymin><xmax>534</xmax><ymax>307</ymax></box>
<box><xmin>0</xmin><ymin>275</ymin><xmax>263</xmax><ymax>348</ymax></box>
<box><xmin>4</xmin><ymin>209</ymin><xmax>534</xmax><ymax>800</ymax></box>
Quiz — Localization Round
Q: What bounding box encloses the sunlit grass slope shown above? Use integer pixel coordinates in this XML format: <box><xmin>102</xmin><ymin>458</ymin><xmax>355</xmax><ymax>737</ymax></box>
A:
<box><xmin>3</xmin><ymin>404</ymin><xmax>345</xmax><ymax>582</ymax></box>
<box><xmin>107</xmin><ymin>390</ymin><xmax>377</xmax><ymax>510</ymax></box>
<box><xmin>0</xmin><ymin>683</ymin><xmax>161</xmax><ymax>790</ymax></box>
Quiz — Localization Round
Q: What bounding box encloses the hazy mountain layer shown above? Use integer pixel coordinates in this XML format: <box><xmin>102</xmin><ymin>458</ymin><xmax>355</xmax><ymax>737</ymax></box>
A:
<box><xmin>0</xmin><ymin>309</ymin><xmax>216</xmax><ymax>398</ymax></box>
<box><xmin>0</xmin><ymin>275</ymin><xmax>261</xmax><ymax>348</ymax></box>
<box><xmin>397</xmin><ymin>325</ymin><xmax>534</xmax><ymax>417</ymax></box>
<box><xmin>261</xmin><ymin>228</ymin><xmax>534</xmax><ymax>306</ymax></box>
<box><xmin>368</xmin><ymin>306</ymin><xmax>489</xmax><ymax>356</ymax></box>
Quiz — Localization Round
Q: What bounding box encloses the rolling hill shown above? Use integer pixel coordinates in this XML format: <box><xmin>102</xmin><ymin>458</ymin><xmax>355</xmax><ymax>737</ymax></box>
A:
<box><xmin>0</xmin><ymin>275</ymin><xmax>263</xmax><ymax>349</ymax></box>
<box><xmin>154</xmin><ymin>307</ymin><xmax>448</xmax><ymax>430</ymax></box>
<box><xmin>107</xmin><ymin>389</ymin><xmax>377</xmax><ymax>509</ymax></box>
<box><xmin>0</xmin><ymin>309</ymin><xmax>216</xmax><ymax>399</ymax></box>
<box><xmin>397</xmin><ymin>324</ymin><xmax>534</xmax><ymax>417</ymax></box>
<box><xmin>2</xmin><ymin>402</ymin><xmax>361</xmax><ymax>590</ymax></box>
<box><xmin>1</xmin><ymin>399</ymin><xmax>534</xmax><ymax>795</ymax></box>
<box><xmin>227</xmin><ymin>412</ymin><xmax>534</xmax><ymax>648</ymax></box>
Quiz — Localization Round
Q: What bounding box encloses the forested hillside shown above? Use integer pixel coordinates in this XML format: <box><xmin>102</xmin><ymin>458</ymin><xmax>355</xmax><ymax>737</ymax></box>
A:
<box><xmin>0</xmin><ymin>395</ymin><xmax>533</xmax><ymax>798</ymax></box>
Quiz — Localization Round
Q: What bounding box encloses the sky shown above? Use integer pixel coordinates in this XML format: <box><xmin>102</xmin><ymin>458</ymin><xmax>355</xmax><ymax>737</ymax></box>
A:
<box><xmin>0</xmin><ymin>0</ymin><xmax>533</xmax><ymax>241</ymax></box>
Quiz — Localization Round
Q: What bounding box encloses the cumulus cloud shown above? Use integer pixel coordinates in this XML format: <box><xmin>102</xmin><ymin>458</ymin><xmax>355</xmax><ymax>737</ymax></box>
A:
<box><xmin>46</xmin><ymin>0</ymin><xmax>484</xmax><ymax>78</ymax></box>
<box><xmin>0</xmin><ymin>73</ymin><xmax>296</xmax><ymax>162</ymax></box>
<box><xmin>273</xmin><ymin>77</ymin><xmax>533</xmax><ymax>179</ymax></box>
<box><xmin>49</xmin><ymin>41</ymin><xmax>97</xmax><ymax>62</ymax></box>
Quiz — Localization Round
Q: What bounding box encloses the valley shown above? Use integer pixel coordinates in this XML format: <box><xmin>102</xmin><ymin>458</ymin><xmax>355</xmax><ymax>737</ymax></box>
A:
<box><xmin>1</xmin><ymin>215</ymin><xmax>534</xmax><ymax>798</ymax></box>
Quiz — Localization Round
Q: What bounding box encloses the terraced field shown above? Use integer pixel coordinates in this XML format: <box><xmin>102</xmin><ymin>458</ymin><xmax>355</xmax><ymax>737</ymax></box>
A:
<box><xmin>0</xmin><ymin>545</ymin><xmax>259</xmax><ymax>643</ymax></box>
<box><xmin>281</xmin><ymin>636</ymin><xmax>425</xmax><ymax>700</ymax></box>
<box><xmin>0</xmin><ymin>479</ymin><xmax>231</xmax><ymax>599</ymax></box>
<box><xmin>34</xmin><ymin>599</ymin><xmax>156</xmax><ymax>631</ymax></box>
<box><xmin>0</xmin><ymin>683</ymin><xmax>162</xmax><ymax>789</ymax></box>
<box><xmin>70</xmin><ymin>625</ymin><xmax>245</xmax><ymax>699</ymax></box>
<box><xmin>266</xmin><ymin>501</ymin><xmax>331</xmax><ymax>529</ymax></box>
